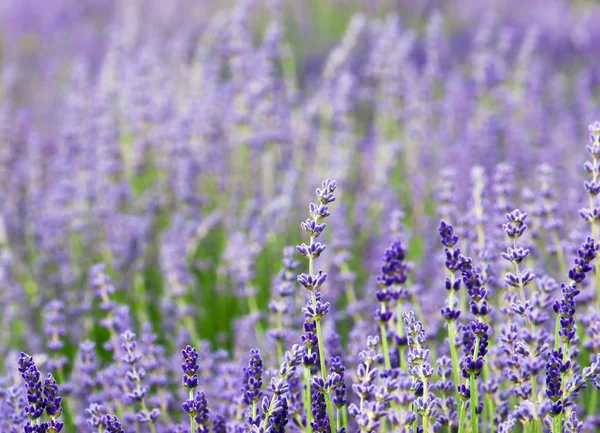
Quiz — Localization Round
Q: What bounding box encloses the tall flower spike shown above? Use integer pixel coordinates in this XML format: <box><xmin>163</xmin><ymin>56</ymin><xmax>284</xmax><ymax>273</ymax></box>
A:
<box><xmin>18</xmin><ymin>353</ymin><xmax>64</xmax><ymax>433</ymax></box>
<box><xmin>581</xmin><ymin>121</ymin><xmax>600</xmax><ymax>312</ymax></box>
<box><xmin>243</xmin><ymin>349</ymin><xmax>264</xmax><ymax>407</ymax></box>
<box><xmin>18</xmin><ymin>352</ymin><xmax>46</xmax><ymax>421</ymax></box>
<box><xmin>119</xmin><ymin>330</ymin><xmax>160</xmax><ymax>428</ymax></box>
<box><xmin>182</xmin><ymin>345</ymin><xmax>210</xmax><ymax>433</ymax></box>
<box><xmin>375</xmin><ymin>240</ymin><xmax>408</xmax><ymax>371</ymax></box>
<box><xmin>296</xmin><ymin>179</ymin><xmax>337</xmax><ymax>431</ymax></box>
<box><xmin>403</xmin><ymin>311</ymin><xmax>435</xmax><ymax>432</ymax></box>
<box><xmin>545</xmin><ymin>349</ymin><xmax>564</xmax><ymax>417</ymax></box>
<box><xmin>437</xmin><ymin>221</ymin><xmax>463</xmax><ymax>428</ymax></box>
<box><xmin>502</xmin><ymin>209</ymin><xmax>535</xmax><ymax>318</ymax></box>
<box><xmin>457</xmin><ymin>253</ymin><xmax>490</xmax><ymax>433</ymax></box>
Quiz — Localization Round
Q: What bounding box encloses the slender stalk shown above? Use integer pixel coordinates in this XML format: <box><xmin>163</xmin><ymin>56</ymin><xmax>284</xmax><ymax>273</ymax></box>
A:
<box><xmin>304</xmin><ymin>355</ymin><xmax>313</xmax><ymax>433</ymax></box>
<box><xmin>396</xmin><ymin>302</ymin><xmax>407</xmax><ymax>370</ymax></box>
<box><xmin>511</xmin><ymin>240</ymin><xmax>541</xmax><ymax>432</ymax></box>
<box><xmin>550</xmin><ymin>232</ymin><xmax>568</xmax><ymax>279</ymax></box>
<box><xmin>458</xmin><ymin>401</ymin><xmax>467</xmax><ymax>433</ymax></box>
<box><xmin>189</xmin><ymin>390</ymin><xmax>195</xmax><ymax>433</ymax></box>
<box><xmin>446</xmin><ymin>285</ymin><xmax>461</xmax><ymax>403</ymax></box>
<box><xmin>589</xmin><ymin>388</ymin><xmax>599</xmax><ymax>420</ymax></box>
<box><xmin>276</xmin><ymin>313</ymin><xmax>284</xmax><ymax>365</ymax></box>
<box><xmin>554</xmin><ymin>315</ymin><xmax>561</xmax><ymax>351</ymax></box>
<box><xmin>423</xmin><ymin>380</ymin><xmax>429</xmax><ymax>433</ymax></box>
<box><xmin>314</xmin><ymin>314</ymin><xmax>336</xmax><ymax>431</ymax></box>
<box><xmin>470</xmin><ymin>336</ymin><xmax>480</xmax><ymax>433</ymax></box>
<box><xmin>486</xmin><ymin>394</ymin><xmax>494</xmax><ymax>433</ymax></box>
<box><xmin>340</xmin><ymin>262</ymin><xmax>362</xmax><ymax>323</ymax></box>
<box><xmin>557</xmin><ymin>347</ymin><xmax>567</xmax><ymax>433</ymax></box>
<box><xmin>379</xmin><ymin>321</ymin><xmax>392</xmax><ymax>371</ymax></box>
<box><xmin>308</xmin><ymin>223</ymin><xmax>336</xmax><ymax>432</ymax></box>
<box><xmin>247</xmin><ymin>292</ymin><xmax>264</xmax><ymax>337</ymax></box>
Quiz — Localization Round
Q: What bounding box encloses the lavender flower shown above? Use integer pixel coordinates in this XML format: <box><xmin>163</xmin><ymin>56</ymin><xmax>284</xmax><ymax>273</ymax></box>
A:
<box><xmin>119</xmin><ymin>330</ymin><xmax>159</xmax><ymax>430</ymax></box>
<box><xmin>375</xmin><ymin>240</ymin><xmax>408</xmax><ymax>371</ymax></box>
<box><xmin>104</xmin><ymin>415</ymin><xmax>125</xmax><ymax>433</ymax></box>
<box><xmin>404</xmin><ymin>311</ymin><xmax>435</xmax><ymax>432</ymax></box>
<box><xmin>581</xmin><ymin>121</ymin><xmax>600</xmax><ymax>311</ymax></box>
<box><xmin>296</xmin><ymin>179</ymin><xmax>337</xmax><ymax>430</ymax></box>
<box><xmin>17</xmin><ymin>353</ymin><xmax>64</xmax><ymax>433</ymax></box>
<box><xmin>243</xmin><ymin>348</ymin><xmax>263</xmax><ymax>424</ymax></box>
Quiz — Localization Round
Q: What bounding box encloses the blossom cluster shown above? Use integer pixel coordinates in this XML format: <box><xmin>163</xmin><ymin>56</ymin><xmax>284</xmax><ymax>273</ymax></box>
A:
<box><xmin>0</xmin><ymin>2</ymin><xmax>600</xmax><ymax>433</ymax></box>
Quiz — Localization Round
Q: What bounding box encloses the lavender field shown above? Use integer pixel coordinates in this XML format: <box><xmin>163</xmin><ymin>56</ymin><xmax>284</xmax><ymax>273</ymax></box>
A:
<box><xmin>2</xmin><ymin>1</ymin><xmax>600</xmax><ymax>432</ymax></box>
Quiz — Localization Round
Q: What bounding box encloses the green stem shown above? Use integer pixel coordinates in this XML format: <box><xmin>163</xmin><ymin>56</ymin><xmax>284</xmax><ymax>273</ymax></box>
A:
<box><xmin>304</xmin><ymin>357</ymin><xmax>313</xmax><ymax>433</ymax></box>
<box><xmin>379</xmin><ymin>322</ymin><xmax>392</xmax><ymax>371</ymax></box>
<box><xmin>458</xmin><ymin>401</ymin><xmax>467</xmax><ymax>433</ymax></box>
<box><xmin>422</xmin><ymin>380</ymin><xmax>429</xmax><ymax>433</ymax></box>
<box><xmin>554</xmin><ymin>315</ymin><xmax>561</xmax><ymax>351</ymax></box>
<box><xmin>276</xmin><ymin>313</ymin><xmax>284</xmax><ymax>365</ymax></box>
<box><xmin>324</xmin><ymin>393</ymin><xmax>336</xmax><ymax>433</ymax></box>
<box><xmin>470</xmin><ymin>336</ymin><xmax>480</xmax><ymax>433</ymax></box>
<box><xmin>550</xmin><ymin>232</ymin><xmax>568</xmax><ymax>279</ymax></box>
<box><xmin>446</xmin><ymin>285</ymin><xmax>461</xmax><ymax>403</ymax></box>
<box><xmin>340</xmin><ymin>263</ymin><xmax>362</xmax><ymax>323</ymax></box>
<box><xmin>396</xmin><ymin>302</ymin><xmax>406</xmax><ymax>371</ymax></box>
<box><xmin>557</xmin><ymin>347</ymin><xmax>567</xmax><ymax>433</ymax></box>
<box><xmin>311</xmin><ymin>292</ymin><xmax>336</xmax><ymax>432</ymax></box>
<box><xmin>189</xmin><ymin>390</ymin><xmax>195</xmax><ymax>433</ymax></box>
<box><xmin>469</xmin><ymin>374</ymin><xmax>478</xmax><ymax>433</ymax></box>
<box><xmin>486</xmin><ymin>395</ymin><xmax>494</xmax><ymax>433</ymax></box>
<box><xmin>589</xmin><ymin>388</ymin><xmax>599</xmax><ymax>418</ymax></box>
<box><xmin>248</xmin><ymin>293</ymin><xmax>264</xmax><ymax>336</ymax></box>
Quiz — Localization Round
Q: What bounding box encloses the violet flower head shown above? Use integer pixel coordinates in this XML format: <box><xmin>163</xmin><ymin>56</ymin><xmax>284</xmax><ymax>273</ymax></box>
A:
<box><xmin>553</xmin><ymin>238</ymin><xmax>596</xmax><ymax>343</ymax></box>
<box><xmin>376</xmin><ymin>239</ymin><xmax>409</xmax><ymax>303</ymax></box>
<box><xmin>330</xmin><ymin>356</ymin><xmax>347</xmax><ymax>409</ymax></box>
<box><xmin>42</xmin><ymin>374</ymin><xmax>63</xmax><ymax>419</ymax></box>
<box><xmin>311</xmin><ymin>391</ymin><xmax>329</xmax><ymax>432</ymax></box>
<box><xmin>268</xmin><ymin>396</ymin><xmax>289</xmax><ymax>433</ymax></box>
<box><xmin>181</xmin><ymin>345</ymin><xmax>200</xmax><ymax>391</ymax></box>
<box><xmin>119</xmin><ymin>330</ymin><xmax>160</xmax><ymax>425</ymax></box>
<box><xmin>18</xmin><ymin>352</ymin><xmax>46</xmax><ymax>421</ymax></box>
<box><xmin>243</xmin><ymin>349</ymin><xmax>264</xmax><ymax>406</ymax></box>
<box><xmin>18</xmin><ymin>353</ymin><xmax>64</xmax><ymax>433</ymax></box>
<box><xmin>104</xmin><ymin>414</ymin><xmax>125</xmax><ymax>433</ymax></box>
<box><xmin>403</xmin><ymin>312</ymin><xmax>434</xmax><ymax>392</ymax></box>
<box><xmin>187</xmin><ymin>390</ymin><xmax>210</xmax><ymax>433</ymax></box>
<box><xmin>544</xmin><ymin>348</ymin><xmax>565</xmax><ymax>417</ymax></box>
<box><xmin>297</xmin><ymin>178</ymin><xmax>336</xmax><ymax>291</ymax></box>
<box><xmin>86</xmin><ymin>403</ymin><xmax>107</xmax><ymax>430</ymax></box>
<box><xmin>438</xmin><ymin>220</ymin><xmax>463</xmax><ymax>321</ymax></box>
<box><xmin>502</xmin><ymin>209</ymin><xmax>528</xmax><ymax>239</ymax></box>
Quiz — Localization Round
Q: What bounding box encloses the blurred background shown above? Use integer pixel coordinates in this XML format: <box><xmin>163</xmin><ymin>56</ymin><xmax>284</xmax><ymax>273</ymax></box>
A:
<box><xmin>2</xmin><ymin>0</ymin><xmax>600</xmax><ymax>129</ymax></box>
<box><xmin>1</xmin><ymin>0</ymin><xmax>600</xmax><ymax>354</ymax></box>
